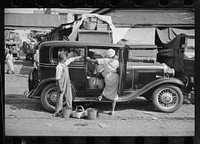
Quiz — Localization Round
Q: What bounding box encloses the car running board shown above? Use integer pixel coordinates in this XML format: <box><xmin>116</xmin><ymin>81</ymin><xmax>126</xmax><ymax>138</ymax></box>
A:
<box><xmin>74</xmin><ymin>97</ymin><xmax>112</xmax><ymax>102</ymax></box>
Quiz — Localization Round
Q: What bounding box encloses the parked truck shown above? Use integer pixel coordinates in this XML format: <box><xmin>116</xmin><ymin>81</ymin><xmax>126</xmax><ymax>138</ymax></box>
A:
<box><xmin>157</xmin><ymin>34</ymin><xmax>195</xmax><ymax>102</ymax></box>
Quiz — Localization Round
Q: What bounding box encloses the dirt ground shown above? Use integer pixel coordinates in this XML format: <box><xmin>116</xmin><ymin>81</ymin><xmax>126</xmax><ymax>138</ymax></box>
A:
<box><xmin>4</xmin><ymin>60</ymin><xmax>195</xmax><ymax>137</ymax></box>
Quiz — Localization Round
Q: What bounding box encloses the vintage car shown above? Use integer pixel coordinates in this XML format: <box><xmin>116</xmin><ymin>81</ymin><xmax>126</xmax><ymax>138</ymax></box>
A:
<box><xmin>26</xmin><ymin>41</ymin><xmax>184</xmax><ymax>113</ymax></box>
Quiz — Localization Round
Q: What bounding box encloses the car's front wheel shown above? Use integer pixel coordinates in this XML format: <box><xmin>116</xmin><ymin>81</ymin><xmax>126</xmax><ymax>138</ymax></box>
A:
<box><xmin>152</xmin><ymin>85</ymin><xmax>183</xmax><ymax>113</ymax></box>
<box><xmin>41</xmin><ymin>83</ymin><xmax>76</xmax><ymax>112</ymax></box>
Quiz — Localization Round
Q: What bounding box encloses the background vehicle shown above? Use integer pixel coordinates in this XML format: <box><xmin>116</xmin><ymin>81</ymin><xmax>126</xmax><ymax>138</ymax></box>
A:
<box><xmin>22</xmin><ymin>38</ymin><xmax>37</xmax><ymax>61</ymax></box>
<box><xmin>157</xmin><ymin>34</ymin><xmax>195</xmax><ymax>102</ymax></box>
<box><xmin>27</xmin><ymin>41</ymin><xmax>184</xmax><ymax>113</ymax></box>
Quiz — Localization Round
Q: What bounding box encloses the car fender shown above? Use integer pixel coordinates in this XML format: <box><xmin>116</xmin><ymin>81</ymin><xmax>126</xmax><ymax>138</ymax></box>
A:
<box><xmin>118</xmin><ymin>78</ymin><xmax>184</xmax><ymax>102</ymax></box>
<box><xmin>28</xmin><ymin>78</ymin><xmax>76</xmax><ymax>98</ymax></box>
<box><xmin>28</xmin><ymin>67</ymin><xmax>36</xmax><ymax>81</ymax></box>
<box><xmin>28</xmin><ymin>77</ymin><xmax>56</xmax><ymax>98</ymax></box>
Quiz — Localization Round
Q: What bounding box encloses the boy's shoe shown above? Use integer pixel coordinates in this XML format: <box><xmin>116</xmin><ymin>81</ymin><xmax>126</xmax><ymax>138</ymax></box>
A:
<box><xmin>52</xmin><ymin>111</ymin><xmax>62</xmax><ymax>117</ymax></box>
<box><xmin>109</xmin><ymin>111</ymin><xmax>114</xmax><ymax>116</ymax></box>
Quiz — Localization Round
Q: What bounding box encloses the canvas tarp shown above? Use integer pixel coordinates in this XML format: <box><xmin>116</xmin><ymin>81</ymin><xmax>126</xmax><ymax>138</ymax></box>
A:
<box><xmin>156</xmin><ymin>28</ymin><xmax>194</xmax><ymax>44</ymax></box>
<box><xmin>117</xmin><ymin>28</ymin><xmax>156</xmax><ymax>45</ymax></box>
<box><xmin>68</xmin><ymin>14</ymin><xmax>129</xmax><ymax>44</ymax></box>
<box><xmin>171</xmin><ymin>28</ymin><xmax>194</xmax><ymax>37</ymax></box>
<box><xmin>164</xmin><ymin>33</ymin><xmax>194</xmax><ymax>59</ymax></box>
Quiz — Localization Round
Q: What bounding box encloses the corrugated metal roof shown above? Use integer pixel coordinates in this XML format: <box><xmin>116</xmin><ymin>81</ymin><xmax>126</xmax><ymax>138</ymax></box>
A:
<box><xmin>106</xmin><ymin>10</ymin><xmax>194</xmax><ymax>26</ymax></box>
<box><xmin>5</xmin><ymin>13</ymin><xmax>67</xmax><ymax>28</ymax></box>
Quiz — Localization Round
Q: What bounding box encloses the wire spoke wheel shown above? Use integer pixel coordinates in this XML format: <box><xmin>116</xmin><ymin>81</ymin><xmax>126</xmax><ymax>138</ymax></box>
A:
<box><xmin>41</xmin><ymin>83</ymin><xmax>76</xmax><ymax>112</ymax></box>
<box><xmin>152</xmin><ymin>85</ymin><xmax>183</xmax><ymax>113</ymax></box>
<box><xmin>157</xmin><ymin>88</ymin><xmax>178</xmax><ymax>108</ymax></box>
<box><xmin>46</xmin><ymin>87</ymin><xmax>57</xmax><ymax>108</ymax></box>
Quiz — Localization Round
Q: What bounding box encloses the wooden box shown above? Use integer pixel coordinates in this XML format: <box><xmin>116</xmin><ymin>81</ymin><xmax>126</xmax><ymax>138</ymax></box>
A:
<box><xmin>78</xmin><ymin>30</ymin><xmax>112</xmax><ymax>43</ymax></box>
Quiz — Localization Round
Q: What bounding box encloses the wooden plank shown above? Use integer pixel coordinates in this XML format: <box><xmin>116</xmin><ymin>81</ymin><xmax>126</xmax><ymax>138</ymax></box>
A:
<box><xmin>78</xmin><ymin>31</ymin><xmax>112</xmax><ymax>43</ymax></box>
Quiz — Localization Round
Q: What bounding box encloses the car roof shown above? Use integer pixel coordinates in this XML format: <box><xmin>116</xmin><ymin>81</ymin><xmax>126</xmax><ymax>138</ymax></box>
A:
<box><xmin>39</xmin><ymin>41</ymin><xmax>123</xmax><ymax>48</ymax></box>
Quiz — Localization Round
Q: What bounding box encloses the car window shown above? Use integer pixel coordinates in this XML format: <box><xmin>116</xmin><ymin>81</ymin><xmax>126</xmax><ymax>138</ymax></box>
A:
<box><xmin>89</xmin><ymin>48</ymin><xmax>107</xmax><ymax>58</ymax></box>
<box><xmin>88</xmin><ymin>47</ymin><xmax>119</xmax><ymax>59</ymax></box>
<box><xmin>50</xmin><ymin>46</ymin><xmax>85</xmax><ymax>65</ymax></box>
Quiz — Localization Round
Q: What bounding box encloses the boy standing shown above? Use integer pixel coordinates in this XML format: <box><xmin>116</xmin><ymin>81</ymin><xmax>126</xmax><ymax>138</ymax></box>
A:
<box><xmin>53</xmin><ymin>51</ymin><xmax>82</xmax><ymax>117</ymax></box>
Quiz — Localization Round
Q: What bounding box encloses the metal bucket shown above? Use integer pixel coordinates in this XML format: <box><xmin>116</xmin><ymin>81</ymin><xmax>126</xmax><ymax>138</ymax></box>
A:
<box><xmin>62</xmin><ymin>107</ymin><xmax>72</xmax><ymax>119</ymax></box>
<box><xmin>87</xmin><ymin>108</ymin><xmax>97</xmax><ymax>120</ymax></box>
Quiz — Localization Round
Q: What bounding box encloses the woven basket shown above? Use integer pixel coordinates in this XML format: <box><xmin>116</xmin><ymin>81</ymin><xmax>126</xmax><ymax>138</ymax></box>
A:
<box><xmin>71</xmin><ymin>105</ymin><xmax>87</xmax><ymax>119</ymax></box>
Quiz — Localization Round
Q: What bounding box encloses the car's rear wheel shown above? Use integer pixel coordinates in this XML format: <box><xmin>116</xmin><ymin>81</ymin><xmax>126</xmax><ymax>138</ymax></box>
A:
<box><xmin>41</xmin><ymin>83</ymin><xmax>76</xmax><ymax>112</ymax></box>
<box><xmin>152</xmin><ymin>85</ymin><xmax>183</xmax><ymax>113</ymax></box>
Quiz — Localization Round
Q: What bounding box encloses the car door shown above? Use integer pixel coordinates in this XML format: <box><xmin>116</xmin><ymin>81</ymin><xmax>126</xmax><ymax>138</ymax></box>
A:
<box><xmin>49</xmin><ymin>45</ymin><xmax>87</xmax><ymax>91</ymax></box>
<box><xmin>68</xmin><ymin>47</ymin><xmax>87</xmax><ymax>91</ymax></box>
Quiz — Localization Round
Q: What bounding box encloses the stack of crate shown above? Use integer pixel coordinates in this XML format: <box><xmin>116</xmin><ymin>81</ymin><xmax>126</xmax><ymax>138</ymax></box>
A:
<box><xmin>96</xmin><ymin>18</ymin><xmax>110</xmax><ymax>31</ymax></box>
<box><xmin>78</xmin><ymin>17</ymin><xmax>112</xmax><ymax>43</ymax></box>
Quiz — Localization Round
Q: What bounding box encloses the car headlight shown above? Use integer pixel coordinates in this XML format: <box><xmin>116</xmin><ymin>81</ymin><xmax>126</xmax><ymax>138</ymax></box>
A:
<box><xmin>163</xmin><ymin>63</ymin><xmax>175</xmax><ymax>77</ymax></box>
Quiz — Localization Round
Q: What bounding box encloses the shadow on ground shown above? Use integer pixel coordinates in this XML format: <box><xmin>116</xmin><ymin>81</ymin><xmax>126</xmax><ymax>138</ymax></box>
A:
<box><xmin>5</xmin><ymin>94</ymin><xmax>155</xmax><ymax>114</ymax></box>
<box><xmin>73</xmin><ymin>97</ymin><xmax>156</xmax><ymax>114</ymax></box>
<box><xmin>5</xmin><ymin>94</ymin><xmax>47</xmax><ymax>112</ymax></box>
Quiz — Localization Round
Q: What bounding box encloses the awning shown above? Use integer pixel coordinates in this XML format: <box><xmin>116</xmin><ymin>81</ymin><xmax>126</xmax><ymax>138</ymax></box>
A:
<box><xmin>117</xmin><ymin>28</ymin><xmax>155</xmax><ymax>45</ymax></box>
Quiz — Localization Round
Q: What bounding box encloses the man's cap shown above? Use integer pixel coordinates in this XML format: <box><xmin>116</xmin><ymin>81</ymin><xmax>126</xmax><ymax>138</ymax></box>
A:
<box><xmin>106</xmin><ymin>49</ymin><xmax>116</xmax><ymax>58</ymax></box>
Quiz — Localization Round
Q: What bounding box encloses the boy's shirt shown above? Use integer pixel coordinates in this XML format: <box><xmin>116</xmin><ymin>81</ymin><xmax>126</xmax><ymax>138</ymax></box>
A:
<box><xmin>56</xmin><ymin>57</ymin><xmax>77</xmax><ymax>80</ymax></box>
